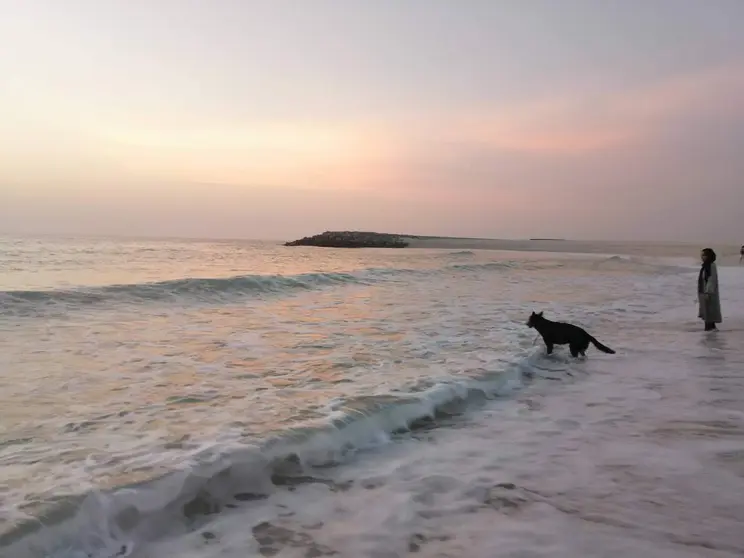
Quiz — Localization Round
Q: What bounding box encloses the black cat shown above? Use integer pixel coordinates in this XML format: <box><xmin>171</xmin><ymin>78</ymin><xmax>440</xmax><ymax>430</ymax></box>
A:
<box><xmin>526</xmin><ymin>311</ymin><xmax>615</xmax><ymax>357</ymax></box>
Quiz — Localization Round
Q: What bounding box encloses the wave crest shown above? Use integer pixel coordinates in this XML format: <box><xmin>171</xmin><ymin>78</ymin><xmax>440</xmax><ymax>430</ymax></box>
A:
<box><xmin>0</xmin><ymin>257</ymin><xmax>686</xmax><ymax>318</ymax></box>
<box><xmin>1</xmin><ymin>350</ymin><xmax>549</xmax><ymax>557</ymax></box>
<box><xmin>0</xmin><ymin>271</ymin><xmax>377</xmax><ymax>317</ymax></box>
<box><xmin>0</xmin><ymin>263</ymin><xmax>514</xmax><ymax>317</ymax></box>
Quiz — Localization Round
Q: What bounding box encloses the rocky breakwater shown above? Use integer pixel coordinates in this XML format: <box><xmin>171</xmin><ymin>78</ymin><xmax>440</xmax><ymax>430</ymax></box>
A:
<box><xmin>284</xmin><ymin>231</ymin><xmax>410</xmax><ymax>248</ymax></box>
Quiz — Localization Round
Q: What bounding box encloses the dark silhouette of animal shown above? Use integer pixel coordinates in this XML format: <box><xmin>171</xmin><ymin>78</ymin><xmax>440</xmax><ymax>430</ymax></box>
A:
<box><xmin>526</xmin><ymin>311</ymin><xmax>615</xmax><ymax>357</ymax></box>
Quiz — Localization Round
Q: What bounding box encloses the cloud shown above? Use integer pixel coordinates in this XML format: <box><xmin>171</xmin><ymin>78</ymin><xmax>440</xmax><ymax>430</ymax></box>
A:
<box><xmin>417</xmin><ymin>64</ymin><xmax>744</xmax><ymax>155</ymax></box>
<box><xmin>5</xmin><ymin>58</ymin><xmax>742</xmax><ymax>194</ymax></box>
<box><xmin>346</xmin><ymin>64</ymin><xmax>744</xmax><ymax>194</ymax></box>
<box><xmin>2</xmin><ymin>61</ymin><xmax>743</xmax><ymax>242</ymax></box>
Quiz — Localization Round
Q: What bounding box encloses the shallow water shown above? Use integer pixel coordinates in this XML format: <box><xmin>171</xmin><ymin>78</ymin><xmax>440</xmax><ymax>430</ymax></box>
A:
<box><xmin>1</xmin><ymin>236</ymin><xmax>741</xmax><ymax>557</ymax></box>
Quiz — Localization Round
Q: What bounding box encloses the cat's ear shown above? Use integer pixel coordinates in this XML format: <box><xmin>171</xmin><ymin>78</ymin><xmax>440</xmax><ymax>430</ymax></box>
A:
<box><xmin>538</xmin><ymin>311</ymin><xmax>544</xmax><ymax>316</ymax></box>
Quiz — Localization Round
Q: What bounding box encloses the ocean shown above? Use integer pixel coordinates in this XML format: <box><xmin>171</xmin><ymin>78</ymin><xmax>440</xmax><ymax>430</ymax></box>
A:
<box><xmin>1</xmin><ymin>236</ymin><xmax>743</xmax><ymax>558</ymax></box>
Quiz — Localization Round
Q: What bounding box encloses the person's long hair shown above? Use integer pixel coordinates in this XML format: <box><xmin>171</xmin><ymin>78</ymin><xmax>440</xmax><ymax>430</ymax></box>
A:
<box><xmin>700</xmin><ymin>247</ymin><xmax>717</xmax><ymax>287</ymax></box>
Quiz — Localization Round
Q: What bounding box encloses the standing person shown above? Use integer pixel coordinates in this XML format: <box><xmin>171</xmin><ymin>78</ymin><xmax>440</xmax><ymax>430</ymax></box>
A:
<box><xmin>698</xmin><ymin>248</ymin><xmax>722</xmax><ymax>331</ymax></box>
<box><xmin>739</xmin><ymin>245</ymin><xmax>743</xmax><ymax>264</ymax></box>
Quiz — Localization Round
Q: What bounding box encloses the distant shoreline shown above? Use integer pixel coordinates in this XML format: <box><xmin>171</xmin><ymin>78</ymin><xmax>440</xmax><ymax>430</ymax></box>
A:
<box><xmin>400</xmin><ymin>236</ymin><xmax>742</xmax><ymax>265</ymax></box>
<box><xmin>283</xmin><ymin>231</ymin><xmax>740</xmax><ymax>262</ymax></box>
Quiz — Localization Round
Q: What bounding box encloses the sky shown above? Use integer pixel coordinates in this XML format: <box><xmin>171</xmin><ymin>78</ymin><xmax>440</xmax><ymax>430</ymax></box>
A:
<box><xmin>1</xmin><ymin>0</ymin><xmax>743</xmax><ymax>242</ymax></box>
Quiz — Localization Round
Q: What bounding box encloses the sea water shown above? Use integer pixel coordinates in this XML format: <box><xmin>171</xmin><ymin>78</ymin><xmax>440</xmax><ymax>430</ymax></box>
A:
<box><xmin>1</xmin><ymin>236</ymin><xmax>743</xmax><ymax>557</ymax></box>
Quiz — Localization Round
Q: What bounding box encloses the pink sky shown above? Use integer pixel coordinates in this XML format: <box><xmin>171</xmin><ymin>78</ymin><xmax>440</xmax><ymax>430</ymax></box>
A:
<box><xmin>1</xmin><ymin>0</ymin><xmax>743</xmax><ymax>242</ymax></box>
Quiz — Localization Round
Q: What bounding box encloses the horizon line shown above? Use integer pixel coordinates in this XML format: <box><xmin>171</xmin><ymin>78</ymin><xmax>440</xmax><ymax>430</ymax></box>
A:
<box><xmin>0</xmin><ymin>230</ymin><xmax>739</xmax><ymax>247</ymax></box>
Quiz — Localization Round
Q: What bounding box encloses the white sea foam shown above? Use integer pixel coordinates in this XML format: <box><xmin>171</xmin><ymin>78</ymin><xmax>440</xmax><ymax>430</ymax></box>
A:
<box><xmin>138</xmin><ymin>268</ymin><xmax>744</xmax><ymax>558</ymax></box>
<box><xmin>1</xmin><ymin>238</ymin><xmax>742</xmax><ymax>557</ymax></box>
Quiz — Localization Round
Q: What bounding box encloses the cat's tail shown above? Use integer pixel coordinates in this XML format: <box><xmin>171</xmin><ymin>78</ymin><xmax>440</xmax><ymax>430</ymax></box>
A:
<box><xmin>589</xmin><ymin>335</ymin><xmax>616</xmax><ymax>354</ymax></box>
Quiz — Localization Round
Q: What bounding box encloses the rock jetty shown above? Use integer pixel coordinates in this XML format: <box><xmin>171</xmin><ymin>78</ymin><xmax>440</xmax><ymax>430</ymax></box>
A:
<box><xmin>284</xmin><ymin>231</ymin><xmax>409</xmax><ymax>248</ymax></box>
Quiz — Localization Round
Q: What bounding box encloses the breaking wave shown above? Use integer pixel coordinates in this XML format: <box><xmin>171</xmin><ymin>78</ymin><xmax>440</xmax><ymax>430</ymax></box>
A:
<box><xmin>0</xmin><ymin>263</ymin><xmax>510</xmax><ymax>318</ymax></box>
<box><xmin>1</xmin><ymin>349</ymin><xmax>551</xmax><ymax>558</ymax></box>
<box><xmin>0</xmin><ymin>268</ymin><xmax>413</xmax><ymax>317</ymax></box>
<box><xmin>0</xmin><ymin>257</ymin><xmax>688</xmax><ymax>318</ymax></box>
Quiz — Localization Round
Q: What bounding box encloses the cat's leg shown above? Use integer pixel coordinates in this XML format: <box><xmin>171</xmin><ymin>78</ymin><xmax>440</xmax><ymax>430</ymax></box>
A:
<box><xmin>545</xmin><ymin>340</ymin><xmax>554</xmax><ymax>355</ymax></box>
<box><xmin>569</xmin><ymin>344</ymin><xmax>580</xmax><ymax>358</ymax></box>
